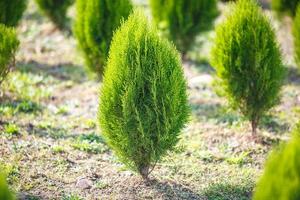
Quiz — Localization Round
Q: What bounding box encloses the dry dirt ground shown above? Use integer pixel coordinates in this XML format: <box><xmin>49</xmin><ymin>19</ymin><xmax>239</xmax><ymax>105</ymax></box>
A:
<box><xmin>0</xmin><ymin>0</ymin><xmax>299</xmax><ymax>199</ymax></box>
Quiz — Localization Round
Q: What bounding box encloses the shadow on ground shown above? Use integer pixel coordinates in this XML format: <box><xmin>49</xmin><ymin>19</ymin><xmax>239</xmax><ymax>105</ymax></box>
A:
<box><xmin>0</xmin><ymin>99</ymin><xmax>41</xmax><ymax>115</ymax></box>
<box><xmin>204</xmin><ymin>182</ymin><xmax>253</xmax><ymax>200</ymax></box>
<box><xmin>191</xmin><ymin>102</ymin><xmax>241</xmax><ymax>125</ymax></box>
<box><xmin>187</xmin><ymin>58</ymin><xmax>215</xmax><ymax>75</ymax></box>
<box><xmin>258</xmin><ymin>0</ymin><xmax>270</xmax><ymax>9</ymax></box>
<box><xmin>260</xmin><ymin>115</ymin><xmax>290</xmax><ymax>135</ymax></box>
<box><xmin>286</xmin><ymin>67</ymin><xmax>300</xmax><ymax>86</ymax></box>
<box><xmin>148</xmin><ymin>179</ymin><xmax>202</xmax><ymax>200</ymax></box>
<box><xmin>16</xmin><ymin>61</ymin><xmax>88</xmax><ymax>84</ymax></box>
<box><xmin>191</xmin><ymin>101</ymin><xmax>289</xmax><ymax>135</ymax></box>
<box><xmin>18</xmin><ymin>192</ymin><xmax>43</xmax><ymax>200</ymax></box>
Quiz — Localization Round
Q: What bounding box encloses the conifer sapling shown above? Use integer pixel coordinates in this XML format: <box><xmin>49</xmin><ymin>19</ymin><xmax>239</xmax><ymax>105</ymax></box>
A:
<box><xmin>272</xmin><ymin>0</ymin><xmax>300</xmax><ymax>16</ymax></box>
<box><xmin>99</xmin><ymin>10</ymin><xmax>189</xmax><ymax>179</ymax></box>
<box><xmin>0</xmin><ymin>0</ymin><xmax>27</xmax><ymax>27</ymax></box>
<box><xmin>149</xmin><ymin>0</ymin><xmax>218</xmax><ymax>57</ymax></box>
<box><xmin>35</xmin><ymin>0</ymin><xmax>74</xmax><ymax>30</ymax></box>
<box><xmin>211</xmin><ymin>0</ymin><xmax>285</xmax><ymax>136</ymax></box>
<box><xmin>253</xmin><ymin>123</ymin><xmax>300</xmax><ymax>199</ymax></box>
<box><xmin>0</xmin><ymin>25</ymin><xmax>19</xmax><ymax>85</ymax></box>
<box><xmin>0</xmin><ymin>174</ymin><xmax>14</xmax><ymax>200</ymax></box>
<box><xmin>74</xmin><ymin>0</ymin><xmax>133</xmax><ymax>78</ymax></box>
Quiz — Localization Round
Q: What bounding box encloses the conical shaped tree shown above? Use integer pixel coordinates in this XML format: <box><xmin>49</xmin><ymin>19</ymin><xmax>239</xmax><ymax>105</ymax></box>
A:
<box><xmin>149</xmin><ymin>0</ymin><xmax>218</xmax><ymax>56</ymax></box>
<box><xmin>35</xmin><ymin>0</ymin><xmax>74</xmax><ymax>30</ymax></box>
<box><xmin>0</xmin><ymin>174</ymin><xmax>14</xmax><ymax>200</ymax></box>
<box><xmin>272</xmin><ymin>0</ymin><xmax>300</xmax><ymax>16</ymax></box>
<box><xmin>74</xmin><ymin>0</ymin><xmax>133</xmax><ymax>78</ymax></box>
<box><xmin>0</xmin><ymin>25</ymin><xmax>19</xmax><ymax>86</ymax></box>
<box><xmin>293</xmin><ymin>4</ymin><xmax>300</xmax><ymax>68</ymax></box>
<box><xmin>253</xmin><ymin>124</ymin><xmax>300</xmax><ymax>200</ymax></box>
<box><xmin>0</xmin><ymin>0</ymin><xmax>27</xmax><ymax>27</ymax></box>
<box><xmin>211</xmin><ymin>0</ymin><xmax>285</xmax><ymax>136</ymax></box>
<box><xmin>99</xmin><ymin>10</ymin><xmax>189</xmax><ymax>179</ymax></box>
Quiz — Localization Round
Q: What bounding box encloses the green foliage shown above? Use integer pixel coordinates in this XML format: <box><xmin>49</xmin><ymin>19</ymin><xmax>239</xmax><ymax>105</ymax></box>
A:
<box><xmin>0</xmin><ymin>25</ymin><xmax>19</xmax><ymax>86</ymax></box>
<box><xmin>0</xmin><ymin>174</ymin><xmax>14</xmax><ymax>200</ymax></box>
<box><xmin>74</xmin><ymin>0</ymin><xmax>133</xmax><ymax>78</ymax></box>
<box><xmin>149</xmin><ymin>0</ymin><xmax>218</xmax><ymax>55</ymax></box>
<box><xmin>271</xmin><ymin>0</ymin><xmax>300</xmax><ymax>16</ymax></box>
<box><xmin>71</xmin><ymin>133</ymin><xmax>108</xmax><ymax>154</ymax></box>
<box><xmin>0</xmin><ymin>0</ymin><xmax>27</xmax><ymax>27</ymax></box>
<box><xmin>293</xmin><ymin>4</ymin><xmax>300</xmax><ymax>68</ymax></box>
<box><xmin>220</xmin><ymin>0</ymin><xmax>236</xmax><ymax>2</ymax></box>
<box><xmin>3</xmin><ymin>123</ymin><xmax>20</xmax><ymax>135</ymax></box>
<box><xmin>35</xmin><ymin>0</ymin><xmax>74</xmax><ymax>30</ymax></box>
<box><xmin>253</xmin><ymin>124</ymin><xmax>300</xmax><ymax>200</ymax></box>
<box><xmin>99</xmin><ymin>10</ymin><xmax>189</xmax><ymax>179</ymax></box>
<box><xmin>211</xmin><ymin>0</ymin><xmax>285</xmax><ymax>135</ymax></box>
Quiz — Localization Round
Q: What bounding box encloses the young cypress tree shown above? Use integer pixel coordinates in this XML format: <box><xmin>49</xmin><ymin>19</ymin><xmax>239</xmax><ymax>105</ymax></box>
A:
<box><xmin>149</xmin><ymin>0</ymin><xmax>218</xmax><ymax>56</ymax></box>
<box><xmin>293</xmin><ymin>4</ymin><xmax>300</xmax><ymax>68</ymax></box>
<box><xmin>211</xmin><ymin>0</ymin><xmax>285</xmax><ymax>136</ymax></box>
<box><xmin>35</xmin><ymin>0</ymin><xmax>74</xmax><ymax>30</ymax></box>
<box><xmin>74</xmin><ymin>0</ymin><xmax>133</xmax><ymax>78</ymax></box>
<box><xmin>253</xmin><ymin>124</ymin><xmax>300</xmax><ymax>200</ymax></box>
<box><xmin>272</xmin><ymin>0</ymin><xmax>300</xmax><ymax>16</ymax></box>
<box><xmin>0</xmin><ymin>0</ymin><xmax>27</xmax><ymax>27</ymax></box>
<box><xmin>0</xmin><ymin>174</ymin><xmax>14</xmax><ymax>200</ymax></box>
<box><xmin>99</xmin><ymin>10</ymin><xmax>189</xmax><ymax>179</ymax></box>
<box><xmin>0</xmin><ymin>25</ymin><xmax>19</xmax><ymax>86</ymax></box>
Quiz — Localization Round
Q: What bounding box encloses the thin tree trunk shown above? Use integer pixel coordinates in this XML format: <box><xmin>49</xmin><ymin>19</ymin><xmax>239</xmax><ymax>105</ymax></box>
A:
<box><xmin>251</xmin><ymin>119</ymin><xmax>257</xmax><ymax>136</ymax></box>
<box><xmin>251</xmin><ymin>115</ymin><xmax>259</xmax><ymax>137</ymax></box>
<box><xmin>139</xmin><ymin>165</ymin><xmax>150</xmax><ymax>181</ymax></box>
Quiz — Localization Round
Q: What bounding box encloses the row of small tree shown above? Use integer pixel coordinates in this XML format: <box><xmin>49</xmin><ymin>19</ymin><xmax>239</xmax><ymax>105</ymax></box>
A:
<box><xmin>97</xmin><ymin>2</ymin><xmax>300</xmax><ymax>200</ymax></box>
<box><xmin>0</xmin><ymin>0</ymin><xmax>300</xmax><ymax>198</ymax></box>
<box><xmin>98</xmin><ymin>0</ymin><xmax>285</xmax><ymax>179</ymax></box>
<box><xmin>99</xmin><ymin>3</ymin><xmax>300</xmax><ymax>200</ymax></box>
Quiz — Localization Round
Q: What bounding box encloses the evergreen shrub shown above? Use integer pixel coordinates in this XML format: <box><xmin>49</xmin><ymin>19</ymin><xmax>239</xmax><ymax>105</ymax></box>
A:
<box><xmin>0</xmin><ymin>0</ymin><xmax>27</xmax><ymax>27</ymax></box>
<box><xmin>149</xmin><ymin>0</ymin><xmax>218</xmax><ymax>55</ymax></box>
<box><xmin>272</xmin><ymin>0</ymin><xmax>300</xmax><ymax>16</ymax></box>
<box><xmin>74</xmin><ymin>0</ymin><xmax>132</xmax><ymax>78</ymax></box>
<box><xmin>293</xmin><ymin>4</ymin><xmax>300</xmax><ymax>68</ymax></box>
<box><xmin>0</xmin><ymin>25</ymin><xmax>19</xmax><ymax>85</ymax></box>
<box><xmin>99</xmin><ymin>10</ymin><xmax>189</xmax><ymax>179</ymax></box>
<box><xmin>211</xmin><ymin>0</ymin><xmax>285</xmax><ymax>136</ymax></box>
<box><xmin>0</xmin><ymin>174</ymin><xmax>14</xmax><ymax>200</ymax></box>
<box><xmin>253</xmin><ymin>124</ymin><xmax>300</xmax><ymax>200</ymax></box>
<box><xmin>35</xmin><ymin>0</ymin><xmax>74</xmax><ymax>30</ymax></box>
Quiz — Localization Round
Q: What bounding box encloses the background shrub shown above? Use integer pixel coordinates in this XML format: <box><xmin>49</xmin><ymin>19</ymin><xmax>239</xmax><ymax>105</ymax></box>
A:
<box><xmin>0</xmin><ymin>0</ymin><xmax>27</xmax><ymax>27</ymax></box>
<box><xmin>211</xmin><ymin>0</ymin><xmax>285</xmax><ymax>136</ymax></box>
<box><xmin>253</xmin><ymin>124</ymin><xmax>300</xmax><ymax>199</ymax></box>
<box><xmin>35</xmin><ymin>0</ymin><xmax>74</xmax><ymax>30</ymax></box>
<box><xmin>220</xmin><ymin>0</ymin><xmax>236</xmax><ymax>2</ymax></box>
<box><xmin>0</xmin><ymin>25</ymin><xmax>19</xmax><ymax>85</ymax></box>
<box><xmin>149</xmin><ymin>0</ymin><xmax>218</xmax><ymax>56</ymax></box>
<box><xmin>272</xmin><ymin>0</ymin><xmax>300</xmax><ymax>16</ymax></box>
<box><xmin>293</xmin><ymin>4</ymin><xmax>300</xmax><ymax>68</ymax></box>
<box><xmin>0</xmin><ymin>174</ymin><xmax>14</xmax><ymax>200</ymax></box>
<box><xmin>74</xmin><ymin>0</ymin><xmax>132</xmax><ymax>78</ymax></box>
<box><xmin>99</xmin><ymin>10</ymin><xmax>189</xmax><ymax>179</ymax></box>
